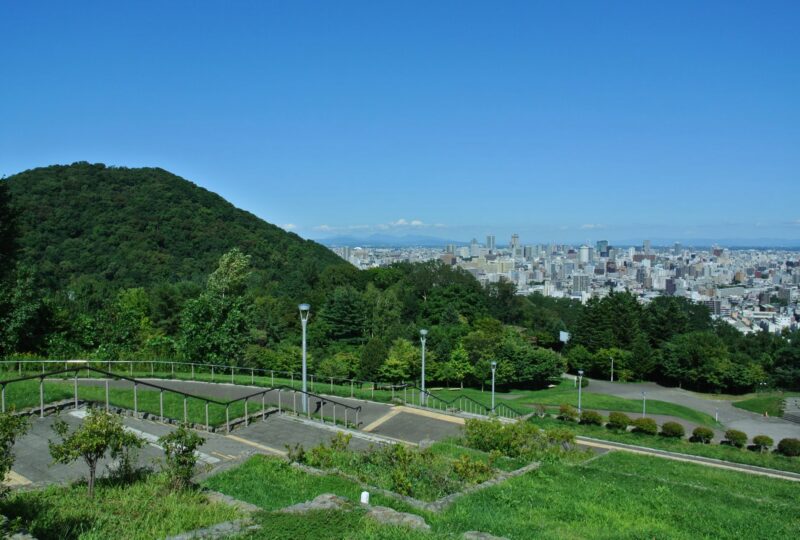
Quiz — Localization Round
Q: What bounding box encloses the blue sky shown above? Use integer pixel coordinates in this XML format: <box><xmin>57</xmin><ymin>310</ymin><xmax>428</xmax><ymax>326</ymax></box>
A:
<box><xmin>2</xmin><ymin>1</ymin><xmax>799</xmax><ymax>244</ymax></box>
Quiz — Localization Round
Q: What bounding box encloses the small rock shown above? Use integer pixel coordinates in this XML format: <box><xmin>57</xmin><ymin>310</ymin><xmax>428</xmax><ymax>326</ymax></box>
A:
<box><xmin>278</xmin><ymin>493</ymin><xmax>351</xmax><ymax>514</ymax></box>
<box><xmin>418</xmin><ymin>439</ymin><xmax>435</xmax><ymax>450</ymax></box>
<box><xmin>463</xmin><ymin>532</ymin><xmax>509</xmax><ymax>540</ymax></box>
<box><xmin>366</xmin><ymin>505</ymin><xmax>430</xmax><ymax>531</ymax></box>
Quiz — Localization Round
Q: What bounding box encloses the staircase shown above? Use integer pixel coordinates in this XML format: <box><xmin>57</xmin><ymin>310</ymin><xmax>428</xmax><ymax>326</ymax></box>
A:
<box><xmin>783</xmin><ymin>397</ymin><xmax>800</xmax><ymax>424</ymax></box>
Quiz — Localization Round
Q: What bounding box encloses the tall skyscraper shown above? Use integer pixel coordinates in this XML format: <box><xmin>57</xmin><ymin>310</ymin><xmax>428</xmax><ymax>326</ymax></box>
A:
<box><xmin>596</xmin><ymin>240</ymin><xmax>609</xmax><ymax>256</ymax></box>
<box><xmin>486</xmin><ymin>235</ymin><xmax>496</xmax><ymax>252</ymax></box>
<box><xmin>643</xmin><ymin>239</ymin><xmax>652</xmax><ymax>254</ymax></box>
<box><xmin>510</xmin><ymin>234</ymin><xmax>520</xmax><ymax>258</ymax></box>
<box><xmin>470</xmin><ymin>238</ymin><xmax>479</xmax><ymax>257</ymax></box>
<box><xmin>579</xmin><ymin>245</ymin><xmax>590</xmax><ymax>264</ymax></box>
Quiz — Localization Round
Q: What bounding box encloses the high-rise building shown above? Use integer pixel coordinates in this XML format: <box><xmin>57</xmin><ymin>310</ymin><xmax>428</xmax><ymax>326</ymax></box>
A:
<box><xmin>486</xmin><ymin>235</ymin><xmax>496</xmax><ymax>252</ymax></box>
<box><xmin>673</xmin><ymin>242</ymin><xmax>681</xmax><ymax>255</ymax></box>
<box><xmin>470</xmin><ymin>238</ymin><xmax>480</xmax><ymax>257</ymax></box>
<box><xmin>445</xmin><ymin>244</ymin><xmax>455</xmax><ymax>254</ymax></box>
<box><xmin>573</xmin><ymin>274</ymin><xmax>590</xmax><ymax>293</ymax></box>
<box><xmin>579</xmin><ymin>245</ymin><xmax>590</xmax><ymax>264</ymax></box>
<box><xmin>643</xmin><ymin>240</ymin><xmax>652</xmax><ymax>254</ymax></box>
<box><xmin>596</xmin><ymin>240</ymin><xmax>609</xmax><ymax>256</ymax></box>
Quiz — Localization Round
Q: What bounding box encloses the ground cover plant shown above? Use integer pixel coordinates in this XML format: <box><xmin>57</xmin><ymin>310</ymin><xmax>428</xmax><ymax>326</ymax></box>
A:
<box><xmin>527</xmin><ymin>415</ymin><xmax>800</xmax><ymax>473</ymax></box>
<box><xmin>205</xmin><ymin>449</ymin><xmax>800</xmax><ymax>539</ymax></box>
<box><xmin>0</xmin><ymin>473</ymin><xmax>240</xmax><ymax>540</ymax></box>
<box><xmin>733</xmin><ymin>392</ymin><xmax>795</xmax><ymax>417</ymax></box>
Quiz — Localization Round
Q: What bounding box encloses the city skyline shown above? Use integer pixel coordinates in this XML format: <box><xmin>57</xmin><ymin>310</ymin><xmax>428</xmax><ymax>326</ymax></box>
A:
<box><xmin>3</xmin><ymin>1</ymin><xmax>799</xmax><ymax>243</ymax></box>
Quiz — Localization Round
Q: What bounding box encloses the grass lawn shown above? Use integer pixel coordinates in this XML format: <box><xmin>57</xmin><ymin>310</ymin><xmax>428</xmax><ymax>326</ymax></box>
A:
<box><xmin>732</xmin><ymin>392</ymin><xmax>797</xmax><ymax>417</ymax></box>
<box><xmin>527</xmin><ymin>415</ymin><xmax>800</xmax><ymax>474</ymax></box>
<box><xmin>205</xmin><ymin>451</ymin><xmax>800</xmax><ymax>539</ymax></box>
<box><xmin>433</xmin><ymin>380</ymin><xmax>719</xmax><ymax>427</ymax></box>
<box><xmin>0</xmin><ymin>474</ymin><xmax>239</xmax><ymax>540</ymax></box>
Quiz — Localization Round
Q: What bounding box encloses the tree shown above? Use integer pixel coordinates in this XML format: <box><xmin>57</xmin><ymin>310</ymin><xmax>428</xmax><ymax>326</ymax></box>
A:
<box><xmin>359</xmin><ymin>337</ymin><xmax>387</xmax><ymax>380</ymax></box>
<box><xmin>49</xmin><ymin>410</ymin><xmax>143</xmax><ymax>497</ymax></box>
<box><xmin>380</xmin><ymin>338</ymin><xmax>417</xmax><ymax>382</ymax></box>
<box><xmin>318</xmin><ymin>351</ymin><xmax>359</xmax><ymax>380</ymax></box>
<box><xmin>0</xmin><ymin>411</ymin><xmax>28</xmax><ymax>498</ymax></box>
<box><xmin>661</xmin><ymin>331</ymin><xmax>732</xmax><ymax>392</ymax></box>
<box><xmin>440</xmin><ymin>343</ymin><xmax>472</xmax><ymax>387</ymax></box>
<box><xmin>158</xmin><ymin>424</ymin><xmax>205</xmax><ymax>489</ymax></box>
<box><xmin>0</xmin><ymin>182</ymin><xmax>17</xmax><ymax>284</ymax></box>
<box><xmin>319</xmin><ymin>286</ymin><xmax>367</xmax><ymax>344</ymax></box>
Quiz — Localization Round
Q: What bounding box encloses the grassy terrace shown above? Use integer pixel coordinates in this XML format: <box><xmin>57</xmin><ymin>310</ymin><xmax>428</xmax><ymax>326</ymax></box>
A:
<box><xmin>3</xmin><ymin>367</ymin><xmax>718</xmax><ymax>426</ymax></box>
<box><xmin>733</xmin><ymin>391</ymin><xmax>799</xmax><ymax>417</ymax></box>
<box><xmin>0</xmin><ymin>474</ymin><xmax>239</xmax><ymax>540</ymax></box>
<box><xmin>205</xmin><ymin>451</ymin><xmax>800</xmax><ymax>539</ymax></box>
<box><xmin>527</xmin><ymin>416</ymin><xmax>800</xmax><ymax>474</ymax></box>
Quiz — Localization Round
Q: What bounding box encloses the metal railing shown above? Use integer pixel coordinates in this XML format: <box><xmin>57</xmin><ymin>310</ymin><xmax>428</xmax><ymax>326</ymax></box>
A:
<box><xmin>0</xmin><ymin>359</ymin><xmax>525</xmax><ymax>420</ymax></box>
<box><xmin>0</xmin><ymin>365</ymin><xmax>361</xmax><ymax>434</ymax></box>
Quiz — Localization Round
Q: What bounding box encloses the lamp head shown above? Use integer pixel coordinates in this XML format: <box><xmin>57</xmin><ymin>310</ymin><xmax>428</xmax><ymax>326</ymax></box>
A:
<box><xmin>420</xmin><ymin>328</ymin><xmax>428</xmax><ymax>337</ymax></box>
<box><xmin>491</xmin><ymin>361</ymin><xmax>497</xmax><ymax>369</ymax></box>
<box><xmin>298</xmin><ymin>303</ymin><xmax>310</xmax><ymax>313</ymax></box>
<box><xmin>578</xmin><ymin>370</ymin><xmax>584</xmax><ymax>376</ymax></box>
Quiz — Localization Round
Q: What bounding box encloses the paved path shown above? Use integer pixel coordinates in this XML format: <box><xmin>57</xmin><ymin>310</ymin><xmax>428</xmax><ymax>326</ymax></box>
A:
<box><xmin>583</xmin><ymin>377</ymin><xmax>800</xmax><ymax>441</ymax></box>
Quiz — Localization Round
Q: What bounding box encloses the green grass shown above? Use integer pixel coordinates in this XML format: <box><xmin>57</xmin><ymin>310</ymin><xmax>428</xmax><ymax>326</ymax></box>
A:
<box><xmin>433</xmin><ymin>380</ymin><xmax>719</xmax><ymax>427</ymax></box>
<box><xmin>733</xmin><ymin>393</ymin><xmax>793</xmax><ymax>417</ymax></box>
<box><xmin>208</xmin><ymin>451</ymin><xmax>800</xmax><ymax>539</ymax></box>
<box><xmin>527</xmin><ymin>415</ymin><xmax>800</xmax><ymax>474</ymax></box>
<box><xmin>0</xmin><ymin>474</ymin><xmax>240</xmax><ymax>540</ymax></box>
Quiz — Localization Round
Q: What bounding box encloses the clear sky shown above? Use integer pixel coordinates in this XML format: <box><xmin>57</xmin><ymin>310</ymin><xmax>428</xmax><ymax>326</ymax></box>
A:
<box><xmin>2</xmin><ymin>1</ymin><xmax>799</xmax><ymax>245</ymax></box>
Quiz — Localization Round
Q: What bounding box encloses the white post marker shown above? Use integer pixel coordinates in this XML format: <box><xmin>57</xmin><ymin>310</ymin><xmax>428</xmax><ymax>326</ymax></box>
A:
<box><xmin>360</xmin><ymin>491</ymin><xmax>370</xmax><ymax>505</ymax></box>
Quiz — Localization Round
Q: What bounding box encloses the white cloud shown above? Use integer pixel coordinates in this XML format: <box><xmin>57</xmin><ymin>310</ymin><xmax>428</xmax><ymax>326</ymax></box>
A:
<box><xmin>310</xmin><ymin>219</ymin><xmax>444</xmax><ymax>235</ymax></box>
<box><xmin>580</xmin><ymin>223</ymin><xmax>605</xmax><ymax>230</ymax></box>
<box><xmin>282</xmin><ymin>223</ymin><xmax>297</xmax><ymax>230</ymax></box>
<box><xmin>314</xmin><ymin>224</ymin><xmax>333</xmax><ymax>232</ymax></box>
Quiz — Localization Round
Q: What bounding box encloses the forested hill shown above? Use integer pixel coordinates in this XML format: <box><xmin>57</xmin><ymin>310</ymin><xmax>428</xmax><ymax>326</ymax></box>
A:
<box><xmin>4</xmin><ymin>162</ymin><xmax>345</xmax><ymax>297</ymax></box>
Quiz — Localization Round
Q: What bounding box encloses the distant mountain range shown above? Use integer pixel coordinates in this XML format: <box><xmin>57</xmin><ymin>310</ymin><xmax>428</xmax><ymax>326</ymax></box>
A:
<box><xmin>317</xmin><ymin>234</ymin><xmax>469</xmax><ymax>248</ymax></box>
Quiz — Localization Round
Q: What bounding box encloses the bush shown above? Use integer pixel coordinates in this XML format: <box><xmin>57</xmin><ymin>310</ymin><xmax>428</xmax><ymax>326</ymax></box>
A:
<box><xmin>777</xmin><ymin>438</ymin><xmax>800</xmax><ymax>457</ymax></box>
<box><xmin>723</xmin><ymin>429</ymin><xmax>748</xmax><ymax>449</ymax></box>
<box><xmin>0</xmin><ymin>411</ymin><xmax>29</xmax><ymax>499</ymax></box>
<box><xmin>660</xmin><ymin>422</ymin><xmax>685</xmax><ymax>439</ymax></box>
<box><xmin>751</xmin><ymin>435</ymin><xmax>774</xmax><ymax>453</ymax></box>
<box><xmin>545</xmin><ymin>427</ymin><xmax>576</xmax><ymax>451</ymax></box>
<box><xmin>631</xmin><ymin>418</ymin><xmax>658</xmax><ymax>436</ymax></box>
<box><xmin>464</xmin><ymin>419</ymin><xmax>547</xmax><ymax>458</ymax></box>
<box><xmin>452</xmin><ymin>455</ymin><xmax>493</xmax><ymax>482</ymax></box>
<box><xmin>158</xmin><ymin>424</ymin><xmax>206</xmax><ymax>490</ymax></box>
<box><xmin>606</xmin><ymin>412</ymin><xmax>632</xmax><ymax>431</ymax></box>
<box><xmin>579</xmin><ymin>410</ymin><xmax>603</xmax><ymax>426</ymax></box>
<box><xmin>690</xmin><ymin>426</ymin><xmax>714</xmax><ymax>444</ymax></box>
<box><xmin>557</xmin><ymin>404</ymin><xmax>579</xmax><ymax>422</ymax></box>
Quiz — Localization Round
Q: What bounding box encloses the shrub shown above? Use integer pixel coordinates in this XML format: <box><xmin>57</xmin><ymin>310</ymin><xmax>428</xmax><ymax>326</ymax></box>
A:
<box><xmin>579</xmin><ymin>410</ymin><xmax>603</xmax><ymax>426</ymax></box>
<box><xmin>557</xmin><ymin>404</ymin><xmax>579</xmax><ymax>422</ymax></box>
<box><xmin>777</xmin><ymin>438</ymin><xmax>800</xmax><ymax>457</ymax></box>
<box><xmin>452</xmin><ymin>455</ymin><xmax>493</xmax><ymax>482</ymax></box>
<box><xmin>607</xmin><ymin>412</ymin><xmax>631</xmax><ymax>431</ymax></box>
<box><xmin>464</xmin><ymin>419</ymin><xmax>547</xmax><ymax>458</ymax></box>
<box><xmin>723</xmin><ymin>429</ymin><xmax>748</xmax><ymax>449</ymax></box>
<box><xmin>49</xmin><ymin>409</ymin><xmax>143</xmax><ymax>497</ymax></box>
<box><xmin>158</xmin><ymin>424</ymin><xmax>206</xmax><ymax>490</ymax></box>
<box><xmin>0</xmin><ymin>411</ymin><xmax>29</xmax><ymax>499</ymax></box>
<box><xmin>690</xmin><ymin>427</ymin><xmax>714</xmax><ymax>444</ymax></box>
<box><xmin>286</xmin><ymin>443</ymin><xmax>306</xmax><ymax>463</ymax></box>
<box><xmin>545</xmin><ymin>427</ymin><xmax>576</xmax><ymax>451</ymax></box>
<box><xmin>534</xmin><ymin>403</ymin><xmax>548</xmax><ymax>418</ymax></box>
<box><xmin>631</xmin><ymin>418</ymin><xmax>658</xmax><ymax>436</ymax></box>
<box><xmin>660</xmin><ymin>422</ymin><xmax>685</xmax><ymax>439</ymax></box>
<box><xmin>751</xmin><ymin>435</ymin><xmax>774</xmax><ymax>453</ymax></box>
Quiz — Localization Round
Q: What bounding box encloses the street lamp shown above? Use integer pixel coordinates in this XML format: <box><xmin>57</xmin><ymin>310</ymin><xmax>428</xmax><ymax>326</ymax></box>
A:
<box><xmin>420</xmin><ymin>329</ymin><xmax>428</xmax><ymax>406</ymax></box>
<box><xmin>491</xmin><ymin>361</ymin><xmax>497</xmax><ymax>411</ymax></box>
<box><xmin>299</xmin><ymin>303</ymin><xmax>310</xmax><ymax>413</ymax></box>
<box><xmin>641</xmin><ymin>391</ymin><xmax>647</xmax><ymax>418</ymax></box>
<box><xmin>577</xmin><ymin>370</ymin><xmax>584</xmax><ymax>414</ymax></box>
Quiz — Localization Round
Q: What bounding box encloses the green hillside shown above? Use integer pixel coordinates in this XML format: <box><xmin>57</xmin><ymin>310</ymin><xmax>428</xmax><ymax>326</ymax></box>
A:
<box><xmin>4</xmin><ymin>162</ymin><xmax>344</xmax><ymax>297</ymax></box>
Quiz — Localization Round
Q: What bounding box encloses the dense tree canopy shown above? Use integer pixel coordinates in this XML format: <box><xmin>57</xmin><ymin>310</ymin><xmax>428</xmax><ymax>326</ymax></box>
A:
<box><xmin>0</xmin><ymin>163</ymin><xmax>797</xmax><ymax>394</ymax></box>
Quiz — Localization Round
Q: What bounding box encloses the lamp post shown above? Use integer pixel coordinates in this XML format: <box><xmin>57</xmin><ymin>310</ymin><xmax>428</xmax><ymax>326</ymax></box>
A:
<box><xmin>577</xmin><ymin>370</ymin><xmax>584</xmax><ymax>414</ymax></box>
<box><xmin>610</xmin><ymin>354</ymin><xmax>614</xmax><ymax>382</ymax></box>
<box><xmin>299</xmin><ymin>303</ymin><xmax>310</xmax><ymax>414</ymax></box>
<box><xmin>420</xmin><ymin>329</ymin><xmax>428</xmax><ymax>406</ymax></box>
<box><xmin>641</xmin><ymin>391</ymin><xmax>647</xmax><ymax>418</ymax></box>
<box><xmin>491</xmin><ymin>361</ymin><xmax>497</xmax><ymax>411</ymax></box>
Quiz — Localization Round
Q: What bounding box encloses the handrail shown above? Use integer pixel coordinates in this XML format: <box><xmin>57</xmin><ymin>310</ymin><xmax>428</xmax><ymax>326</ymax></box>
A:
<box><xmin>0</xmin><ymin>358</ymin><xmax>522</xmax><ymax>418</ymax></box>
<box><xmin>0</xmin><ymin>366</ymin><xmax>361</xmax><ymax>433</ymax></box>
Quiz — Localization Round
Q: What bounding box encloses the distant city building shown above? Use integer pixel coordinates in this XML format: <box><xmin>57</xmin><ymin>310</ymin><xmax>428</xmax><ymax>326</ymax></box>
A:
<box><xmin>486</xmin><ymin>235</ymin><xmax>496</xmax><ymax>252</ymax></box>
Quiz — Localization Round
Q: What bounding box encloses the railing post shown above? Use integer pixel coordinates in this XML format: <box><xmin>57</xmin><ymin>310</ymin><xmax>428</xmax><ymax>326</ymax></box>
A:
<box><xmin>293</xmin><ymin>391</ymin><xmax>296</xmax><ymax>413</ymax></box>
<box><xmin>171</xmin><ymin>362</ymin><xmax>175</xmax><ymax>378</ymax></box>
<box><xmin>151</xmin><ymin>362</ymin><xmax>154</xmax><ymax>376</ymax></box>
<box><xmin>129</xmin><ymin>362</ymin><xmax>133</xmax><ymax>376</ymax></box>
<box><xmin>225</xmin><ymin>405</ymin><xmax>230</xmax><ymax>434</ymax></box>
<box><xmin>183</xmin><ymin>396</ymin><xmax>188</xmax><ymax>423</ymax></box>
<box><xmin>351</xmin><ymin>379</ymin><xmax>354</xmax><ymax>398</ymax></box>
<box><xmin>134</xmin><ymin>382</ymin><xmax>138</xmax><ymax>415</ymax></box>
<box><xmin>245</xmin><ymin>398</ymin><xmax>249</xmax><ymax>426</ymax></box>
<box><xmin>231</xmin><ymin>368</ymin><xmax>234</xmax><ymax>384</ymax></box>
<box><xmin>262</xmin><ymin>393</ymin><xmax>266</xmax><ymax>420</ymax></box>
<box><xmin>356</xmin><ymin>410</ymin><xmax>359</xmax><ymax>427</ymax></box>
<box><xmin>271</xmin><ymin>370</ymin><xmax>274</xmax><ymax>386</ymax></box>
<box><xmin>404</xmin><ymin>387</ymin><xmax>407</xmax><ymax>403</ymax></box>
<box><xmin>1</xmin><ymin>384</ymin><xmax>5</xmax><ymax>413</ymax></box>
<box><xmin>212</xmin><ymin>366</ymin><xmax>215</xmax><ymax>382</ymax></box>
<box><xmin>278</xmin><ymin>391</ymin><xmax>282</xmax><ymax>413</ymax></box>
<box><xmin>74</xmin><ymin>371</ymin><xmax>78</xmax><ymax>409</ymax></box>
<box><xmin>291</xmin><ymin>373</ymin><xmax>294</xmax><ymax>388</ymax></box>
<box><xmin>333</xmin><ymin>404</ymin><xmax>336</xmax><ymax>426</ymax></box>
<box><xmin>205</xmin><ymin>402</ymin><xmax>210</xmax><ymax>431</ymax></box>
<box><xmin>392</xmin><ymin>386</ymin><xmax>395</xmax><ymax>400</ymax></box>
<box><xmin>330</xmin><ymin>378</ymin><xmax>333</xmax><ymax>393</ymax></box>
<box><xmin>105</xmin><ymin>378</ymin><xmax>109</xmax><ymax>412</ymax></box>
<box><xmin>251</xmin><ymin>368</ymin><xmax>254</xmax><ymax>385</ymax></box>
<box><xmin>192</xmin><ymin>364</ymin><xmax>195</xmax><ymax>380</ymax></box>
<box><xmin>345</xmin><ymin>408</ymin><xmax>348</xmax><ymax>428</ymax></box>
<box><xmin>39</xmin><ymin>377</ymin><xmax>44</xmax><ymax>418</ymax></box>
<box><xmin>372</xmin><ymin>386</ymin><xmax>374</xmax><ymax>399</ymax></box>
<box><xmin>160</xmin><ymin>389</ymin><xmax>164</xmax><ymax>421</ymax></box>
